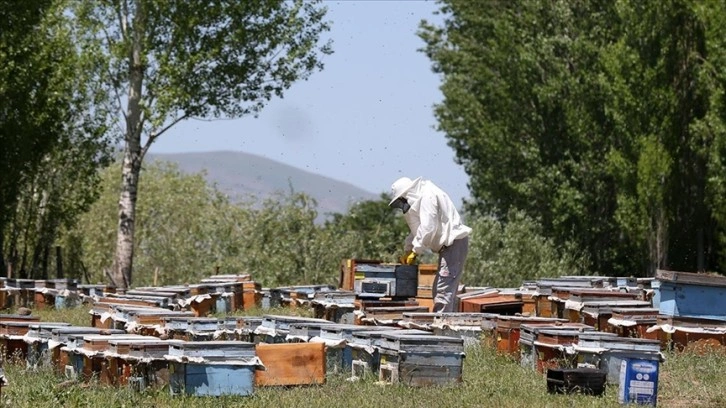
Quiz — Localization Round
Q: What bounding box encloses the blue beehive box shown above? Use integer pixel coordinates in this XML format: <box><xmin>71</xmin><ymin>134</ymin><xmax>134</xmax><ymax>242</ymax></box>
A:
<box><xmin>618</xmin><ymin>359</ymin><xmax>659</xmax><ymax>406</ymax></box>
<box><xmin>168</xmin><ymin>341</ymin><xmax>259</xmax><ymax>397</ymax></box>
<box><xmin>656</xmin><ymin>270</ymin><xmax>726</xmax><ymax>321</ymax></box>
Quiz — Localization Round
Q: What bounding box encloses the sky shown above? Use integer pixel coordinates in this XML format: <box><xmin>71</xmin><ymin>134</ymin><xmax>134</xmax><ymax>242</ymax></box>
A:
<box><xmin>151</xmin><ymin>0</ymin><xmax>471</xmax><ymax>206</ymax></box>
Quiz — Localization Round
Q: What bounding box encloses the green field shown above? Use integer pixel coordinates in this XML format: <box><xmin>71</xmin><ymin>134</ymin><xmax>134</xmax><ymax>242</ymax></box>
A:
<box><xmin>2</xmin><ymin>306</ymin><xmax>725</xmax><ymax>408</ymax></box>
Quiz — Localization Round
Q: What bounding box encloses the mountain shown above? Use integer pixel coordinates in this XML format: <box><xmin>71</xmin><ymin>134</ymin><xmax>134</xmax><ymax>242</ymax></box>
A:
<box><xmin>147</xmin><ymin>151</ymin><xmax>379</xmax><ymax>217</ymax></box>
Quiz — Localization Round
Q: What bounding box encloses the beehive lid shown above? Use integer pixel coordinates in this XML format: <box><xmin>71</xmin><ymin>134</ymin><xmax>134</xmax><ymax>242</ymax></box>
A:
<box><xmin>167</xmin><ymin>340</ymin><xmax>256</xmax><ymax>359</ymax></box>
<box><xmin>51</xmin><ymin>327</ymin><xmax>125</xmax><ymax>344</ymax></box>
<box><xmin>379</xmin><ymin>333</ymin><xmax>463</xmax><ymax>353</ymax></box>
<box><xmin>577</xmin><ymin>334</ymin><xmax>661</xmax><ymax>352</ymax></box>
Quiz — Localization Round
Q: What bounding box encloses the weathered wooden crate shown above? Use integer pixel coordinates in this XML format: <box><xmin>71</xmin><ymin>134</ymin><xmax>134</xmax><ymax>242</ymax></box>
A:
<box><xmin>168</xmin><ymin>341</ymin><xmax>260</xmax><ymax>396</ymax></box>
<box><xmin>377</xmin><ymin>334</ymin><xmax>465</xmax><ymax>386</ymax></box>
<box><xmin>255</xmin><ymin>315</ymin><xmax>330</xmax><ymax>344</ymax></box>
<box><xmin>416</xmin><ymin>263</ymin><xmax>437</xmax><ymax>298</ymax></box>
<box><xmin>353</xmin><ymin>264</ymin><xmax>419</xmax><ymax>299</ymax></box>
<box><xmin>90</xmin><ymin>302</ymin><xmax>165</xmax><ymax>329</ymax></box>
<box><xmin>163</xmin><ymin>317</ymin><xmax>222</xmax><ymax>341</ymax></box>
<box><xmin>480</xmin><ymin>314</ymin><xmax>501</xmax><ymax>349</ymax></box>
<box><xmin>311</xmin><ymin>291</ymin><xmax>356</xmax><ymax>324</ymax></box>
<box><xmin>649</xmin><ymin>315</ymin><xmax>726</xmax><ymax>351</ymax></box>
<box><xmin>430</xmin><ymin>312</ymin><xmax>497</xmax><ymax>347</ymax></box>
<box><xmin>564</xmin><ymin>295</ymin><xmax>649</xmax><ymax>323</ymax></box>
<box><xmin>107</xmin><ymin>339</ymin><xmax>180</xmax><ymax>387</ymax></box>
<box><xmin>234</xmin><ymin>317</ymin><xmax>263</xmax><ymax>343</ymax></box>
<box><xmin>241</xmin><ymin>281</ymin><xmax>262</xmax><ymax>311</ymax></box>
<box><xmin>314</xmin><ymin>324</ymin><xmax>395</xmax><ymax>374</ymax></box>
<box><xmin>51</xmin><ymin>327</ymin><xmax>125</xmax><ymax>374</ymax></box>
<box><xmin>459</xmin><ymin>293</ymin><xmax>523</xmax><ymax>315</ymax></box>
<box><xmin>348</xmin><ymin>329</ymin><xmax>428</xmax><ymax>380</ymax></box>
<box><xmin>0</xmin><ymin>321</ymin><xmax>42</xmax><ymax>360</ymax></box>
<box><xmin>255</xmin><ymin>342</ymin><xmax>325</xmax><ymax>386</ymax></box>
<box><xmin>24</xmin><ymin>322</ymin><xmax>72</xmax><ymax>368</ymax></box>
<box><xmin>519</xmin><ymin>323</ymin><xmax>595</xmax><ymax>372</ymax></box>
<box><xmin>0</xmin><ymin>288</ymin><xmax>35</xmax><ymax>309</ymax></box>
<box><xmin>656</xmin><ymin>269</ymin><xmax>726</xmax><ymax>321</ymax></box>
<box><xmin>203</xmin><ymin>282</ymin><xmax>243</xmax><ymax>314</ymax></box>
<box><xmin>65</xmin><ymin>333</ymin><xmax>151</xmax><ymax>381</ymax></box>
<box><xmin>606</xmin><ymin>308</ymin><xmax>660</xmax><ymax>339</ymax></box>
<box><xmin>287</xmin><ymin>321</ymin><xmax>338</xmax><ymax>343</ymax></box>
<box><xmin>78</xmin><ymin>284</ymin><xmax>112</xmax><ymax>298</ymax></box>
<box><xmin>494</xmin><ymin>316</ymin><xmax>568</xmax><ymax>359</ymax></box>
<box><xmin>339</xmin><ymin>259</ymin><xmax>382</xmax><ymax>291</ymax></box>
<box><xmin>574</xmin><ymin>334</ymin><xmax>661</xmax><ymax>384</ymax></box>
<box><xmin>126</xmin><ymin>310</ymin><xmax>195</xmax><ymax>336</ymax></box>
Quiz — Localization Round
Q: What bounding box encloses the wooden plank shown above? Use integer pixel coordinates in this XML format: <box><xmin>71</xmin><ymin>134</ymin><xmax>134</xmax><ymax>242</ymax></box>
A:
<box><xmin>656</xmin><ymin>269</ymin><xmax>726</xmax><ymax>287</ymax></box>
<box><xmin>255</xmin><ymin>342</ymin><xmax>325</xmax><ymax>386</ymax></box>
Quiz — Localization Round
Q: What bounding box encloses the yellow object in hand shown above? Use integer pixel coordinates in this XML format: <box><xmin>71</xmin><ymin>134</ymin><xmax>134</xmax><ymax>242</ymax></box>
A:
<box><xmin>404</xmin><ymin>251</ymin><xmax>417</xmax><ymax>265</ymax></box>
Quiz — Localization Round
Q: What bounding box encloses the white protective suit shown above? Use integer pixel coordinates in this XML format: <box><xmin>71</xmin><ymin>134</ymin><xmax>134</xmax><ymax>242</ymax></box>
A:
<box><xmin>390</xmin><ymin>177</ymin><xmax>472</xmax><ymax>312</ymax></box>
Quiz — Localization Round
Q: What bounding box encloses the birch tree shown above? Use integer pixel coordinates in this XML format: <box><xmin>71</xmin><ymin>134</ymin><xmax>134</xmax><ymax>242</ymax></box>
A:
<box><xmin>69</xmin><ymin>0</ymin><xmax>332</xmax><ymax>288</ymax></box>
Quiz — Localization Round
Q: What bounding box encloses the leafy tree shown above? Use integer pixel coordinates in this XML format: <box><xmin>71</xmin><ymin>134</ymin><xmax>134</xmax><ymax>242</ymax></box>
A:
<box><xmin>1</xmin><ymin>1</ymin><xmax>112</xmax><ymax>277</ymax></box>
<box><xmin>420</xmin><ymin>0</ymin><xmax>726</xmax><ymax>276</ymax></box>
<box><xmin>465</xmin><ymin>210</ymin><xmax>589</xmax><ymax>288</ymax></box>
<box><xmin>66</xmin><ymin>0</ymin><xmax>333</xmax><ymax>288</ymax></box>
<box><xmin>67</xmin><ymin>160</ymin><xmax>359</xmax><ymax>287</ymax></box>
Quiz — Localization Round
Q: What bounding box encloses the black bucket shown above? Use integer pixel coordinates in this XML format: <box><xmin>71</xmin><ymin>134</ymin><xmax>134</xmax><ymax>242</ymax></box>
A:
<box><xmin>546</xmin><ymin>367</ymin><xmax>607</xmax><ymax>396</ymax></box>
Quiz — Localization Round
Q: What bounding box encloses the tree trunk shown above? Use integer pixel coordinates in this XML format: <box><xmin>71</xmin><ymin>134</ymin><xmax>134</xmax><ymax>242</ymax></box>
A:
<box><xmin>112</xmin><ymin>142</ymin><xmax>142</xmax><ymax>289</ymax></box>
<box><xmin>112</xmin><ymin>4</ymin><xmax>146</xmax><ymax>289</ymax></box>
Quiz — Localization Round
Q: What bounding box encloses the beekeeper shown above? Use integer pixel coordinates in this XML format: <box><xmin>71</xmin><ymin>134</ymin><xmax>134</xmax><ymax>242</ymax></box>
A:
<box><xmin>388</xmin><ymin>176</ymin><xmax>472</xmax><ymax>313</ymax></box>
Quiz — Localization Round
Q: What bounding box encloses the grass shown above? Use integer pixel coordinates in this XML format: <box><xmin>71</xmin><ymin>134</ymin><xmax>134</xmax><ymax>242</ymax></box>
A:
<box><xmin>2</xmin><ymin>306</ymin><xmax>726</xmax><ymax>407</ymax></box>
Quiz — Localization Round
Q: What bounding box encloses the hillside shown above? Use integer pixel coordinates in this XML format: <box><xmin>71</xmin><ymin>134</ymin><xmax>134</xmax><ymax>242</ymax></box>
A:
<box><xmin>148</xmin><ymin>151</ymin><xmax>379</xmax><ymax>217</ymax></box>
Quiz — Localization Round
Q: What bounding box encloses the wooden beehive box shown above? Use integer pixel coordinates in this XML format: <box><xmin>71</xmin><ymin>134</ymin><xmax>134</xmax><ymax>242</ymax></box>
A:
<box><xmin>0</xmin><ymin>321</ymin><xmax>35</xmax><ymax>336</ymax></box>
<box><xmin>128</xmin><ymin>310</ymin><xmax>195</xmax><ymax>328</ymax></box>
<box><xmin>339</xmin><ymin>259</ymin><xmax>382</xmax><ymax>291</ymax></box>
<box><xmin>566</xmin><ymin>300</ymin><xmax>651</xmax><ymax>324</ymax></box>
<box><xmin>168</xmin><ymin>341</ymin><xmax>259</xmax><ymax>397</ymax></box>
<box><xmin>494</xmin><ymin>316</ymin><xmax>569</xmax><ymax>359</ymax></box>
<box><xmin>287</xmin><ymin>321</ymin><xmax>338</xmax><ymax>342</ymax></box>
<box><xmin>74</xmin><ymin>334</ymin><xmax>153</xmax><ymax>381</ymax></box>
<box><xmin>257</xmin><ymin>315</ymin><xmax>330</xmax><ymax>344</ymax></box>
<box><xmin>23</xmin><ymin>322</ymin><xmax>72</xmax><ymax>367</ymax></box>
<box><xmin>652</xmin><ymin>314</ymin><xmax>726</xmax><ymax>351</ymax></box>
<box><xmin>606</xmin><ymin>307</ymin><xmax>660</xmax><ymax>339</ymax></box>
<box><xmin>162</xmin><ymin>317</ymin><xmax>221</xmax><ymax>341</ymax></box>
<box><xmin>311</xmin><ymin>290</ymin><xmax>356</xmax><ymax>323</ymax></box>
<box><xmin>51</xmin><ymin>327</ymin><xmax>125</xmax><ymax>374</ymax></box>
<box><xmin>105</xmin><ymin>339</ymin><xmax>177</xmax><ymax>386</ymax></box>
<box><xmin>377</xmin><ymin>333</ymin><xmax>465</xmax><ymax>386</ymax></box>
<box><xmin>241</xmin><ymin>281</ymin><xmax>262</xmax><ymax>311</ymax></box>
<box><xmin>255</xmin><ymin>342</ymin><xmax>325</xmax><ymax>386</ymax></box>
<box><xmin>416</xmin><ymin>263</ymin><xmax>437</xmax><ymax>298</ymax></box>
<box><xmin>234</xmin><ymin>317</ymin><xmax>263</xmax><ymax>342</ymax></box>
<box><xmin>317</xmin><ymin>324</ymin><xmax>398</xmax><ymax>374</ymax></box>
<box><xmin>348</xmin><ymin>328</ymin><xmax>428</xmax><ymax>375</ymax></box>
<box><xmin>575</xmin><ymin>334</ymin><xmax>660</xmax><ymax>384</ymax></box>
<box><xmin>656</xmin><ymin>269</ymin><xmax>726</xmax><ymax>321</ymax></box>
